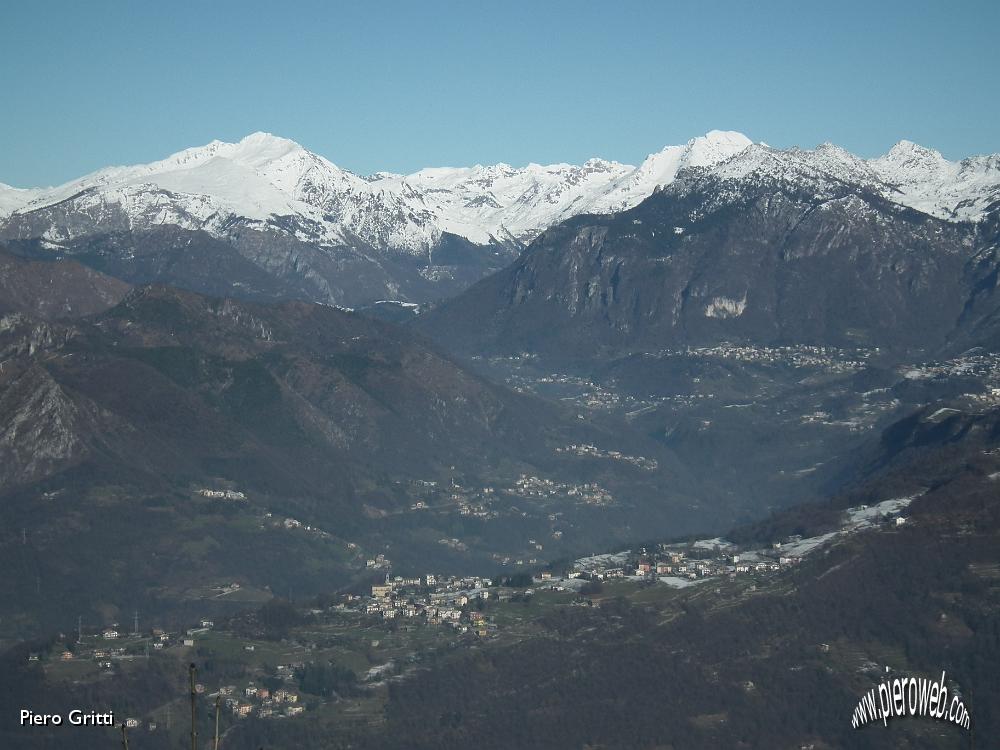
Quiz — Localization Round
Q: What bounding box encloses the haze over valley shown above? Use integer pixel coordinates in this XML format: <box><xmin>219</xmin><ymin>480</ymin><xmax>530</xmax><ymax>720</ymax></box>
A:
<box><xmin>3</xmin><ymin>3</ymin><xmax>999</xmax><ymax>744</ymax></box>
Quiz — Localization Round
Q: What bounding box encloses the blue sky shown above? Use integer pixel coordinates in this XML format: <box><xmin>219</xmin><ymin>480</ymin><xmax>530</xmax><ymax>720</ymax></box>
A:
<box><xmin>2</xmin><ymin>0</ymin><xmax>998</xmax><ymax>187</ymax></box>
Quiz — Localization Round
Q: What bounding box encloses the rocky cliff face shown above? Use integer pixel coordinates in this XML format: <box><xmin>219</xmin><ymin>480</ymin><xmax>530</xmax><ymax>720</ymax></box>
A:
<box><xmin>419</xmin><ymin>147</ymin><xmax>995</xmax><ymax>359</ymax></box>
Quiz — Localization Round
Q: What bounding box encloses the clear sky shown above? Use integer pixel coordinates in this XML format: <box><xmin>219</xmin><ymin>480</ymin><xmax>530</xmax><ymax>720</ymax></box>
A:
<box><xmin>2</xmin><ymin>0</ymin><xmax>998</xmax><ymax>187</ymax></box>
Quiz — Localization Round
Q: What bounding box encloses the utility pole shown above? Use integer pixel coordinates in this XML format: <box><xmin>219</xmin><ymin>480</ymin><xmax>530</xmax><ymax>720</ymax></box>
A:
<box><xmin>133</xmin><ymin>610</ymin><xmax>139</xmax><ymax>636</ymax></box>
<box><xmin>77</xmin><ymin>616</ymin><xmax>82</xmax><ymax>643</ymax></box>
<box><xmin>213</xmin><ymin>695</ymin><xmax>222</xmax><ymax>750</ymax></box>
<box><xmin>189</xmin><ymin>663</ymin><xmax>198</xmax><ymax>750</ymax></box>
<box><xmin>120</xmin><ymin>722</ymin><xmax>129</xmax><ymax>750</ymax></box>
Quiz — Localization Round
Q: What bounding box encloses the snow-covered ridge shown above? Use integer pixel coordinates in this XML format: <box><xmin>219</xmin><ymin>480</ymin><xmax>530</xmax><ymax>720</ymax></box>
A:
<box><xmin>871</xmin><ymin>141</ymin><xmax>1000</xmax><ymax>221</ymax></box>
<box><xmin>0</xmin><ymin>131</ymin><xmax>752</xmax><ymax>251</ymax></box>
<box><xmin>0</xmin><ymin>182</ymin><xmax>41</xmax><ymax>219</ymax></box>
<box><xmin>685</xmin><ymin>140</ymin><xmax>1000</xmax><ymax>221</ymax></box>
<box><xmin>2</xmin><ymin>131</ymin><xmax>998</xmax><ymax>254</ymax></box>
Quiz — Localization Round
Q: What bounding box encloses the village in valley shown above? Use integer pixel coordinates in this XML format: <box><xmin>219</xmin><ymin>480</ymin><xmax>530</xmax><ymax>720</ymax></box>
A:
<box><xmin>476</xmin><ymin>345</ymin><xmax>881</xmax><ymax>417</ymax></box>
<box><xmin>317</xmin><ymin>498</ymin><xmax>912</xmax><ymax>634</ymax></box>
<box><xmin>24</xmin><ymin>483</ymin><xmax>917</xmax><ymax>744</ymax></box>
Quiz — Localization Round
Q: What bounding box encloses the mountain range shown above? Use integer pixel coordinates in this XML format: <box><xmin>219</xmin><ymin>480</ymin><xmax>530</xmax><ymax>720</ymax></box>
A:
<box><xmin>4</xmin><ymin>129</ymin><xmax>1000</xmax><ymax>641</ymax></box>
<box><xmin>3</xmin><ymin>131</ymin><xmax>997</xmax><ymax>309</ymax></box>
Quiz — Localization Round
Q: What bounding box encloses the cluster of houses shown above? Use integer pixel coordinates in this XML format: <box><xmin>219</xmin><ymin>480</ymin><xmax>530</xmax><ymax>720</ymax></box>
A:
<box><xmin>565</xmin><ymin>499</ymin><xmax>914</xmax><ymax>588</ymax></box>
<box><xmin>497</xmin><ymin>360</ymin><xmax>702</xmax><ymax>414</ymax></box>
<box><xmin>48</xmin><ymin>620</ymin><xmax>223</xmax><ymax>668</ymax></box>
<box><xmin>555</xmin><ymin>444</ymin><xmax>658</xmax><ymax>471</ymax></box>
<box><xmin>40</xmin><ymin>617</ymin><xmax>313</xmax><ymax>727</ymax></box>
<box><xmin>427</xmin><ymin>483</ymin><xmax>502</xmax><ymax>520</ymax></box>
<box><xmin>219</xmin><ymin>679</ymin><xmax>304</xmax><ymax>719</ymax></box>
<box><xmin>518</xmin><ymin>372</ymin><xmax>623</xmax><ymax>410</ymax></box>
<box><xmin>676</xmin><ymin>343</ymin><xmax>873</xmax><ymax>372</ymax></box>
<box><xmin>898</xmin><ymin>351</ymin><xmax>1000</xmax><ymax>383</ymax></box>
<box><xmin>402</xmin><ymin>479</ymin><xmax>498</xmax><ymax>520</ymax></box>
<box><xmin>455</xmin><ymin>486</ymin><xmax>500</xmax><ymax>519</ymax></box>
<box><xmin>569</xmin><ymin>541</ymin><xmax>804</xmax><ymax>584</ymax></box>
<box><xmin>264</xmin><ymin>512</ymin><xmax>336</xmax><ymax>541</ymax></box>
<box><xmin>511</xmin><ymin>474</ymin><xmax>614</xmax><ymax>506</ymax></box>
<box><xmin>401</xmin><ymin>471</ymin><xmax>616</xmax><ymax>528</ymax></box>
<box><xmin>196</xmin><ymin>488</ymin><xmax>247</xmax><ymax>501</ymax></box>
<box><xmin>341</xmin><ymin>574</ymin><xmax>503</xmax><ymax>637</ymax></box>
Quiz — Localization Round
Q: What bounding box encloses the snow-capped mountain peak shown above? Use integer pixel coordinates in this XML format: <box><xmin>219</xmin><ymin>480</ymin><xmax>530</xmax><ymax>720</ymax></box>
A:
<box><xmin>870</xmin><ymin>141</ymin><xmax>999</xmax><ymax>220</ymax></box>
<box><xmin>874</xmin><ymin>140</ymin><xmax>954</xmax><ymax>183</ymax></box>
<box><xmin>683</xmin><ymin>129</ymin><xmax>755</xmax><ymax>167</ymax></box>
<box><xmin>580</xmin><ymin>130</ymin><xmax>753</xmax><ymax>215</ymax></box>
<box><xmin>227</xmin><ymin>131</ymin><xmax>303</xmax><ymax>160</ymax></box>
